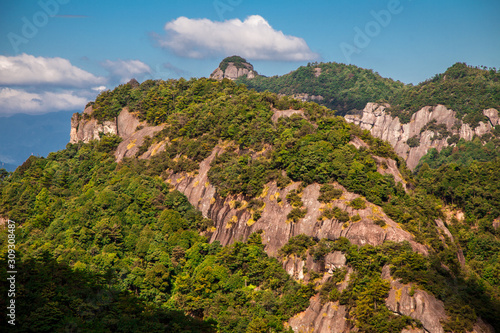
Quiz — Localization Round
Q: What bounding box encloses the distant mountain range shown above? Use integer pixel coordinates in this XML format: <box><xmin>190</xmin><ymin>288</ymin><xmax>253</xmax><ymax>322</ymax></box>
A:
<box><xmin>0</xmin><ymin>110</ymin><xmax>75</xmax><ymax>171</ymax></box>
<box><xmin>1</xmin><ymin>59</ymin><xmax>499</xmax><ymax>332</ymax></box>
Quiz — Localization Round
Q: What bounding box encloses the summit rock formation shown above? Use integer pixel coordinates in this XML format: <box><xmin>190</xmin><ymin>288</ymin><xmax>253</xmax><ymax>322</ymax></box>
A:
<box><xmin>209</xmin><ymin>55</ymin><xmax>257</xmax><ymax>80</ymax></box>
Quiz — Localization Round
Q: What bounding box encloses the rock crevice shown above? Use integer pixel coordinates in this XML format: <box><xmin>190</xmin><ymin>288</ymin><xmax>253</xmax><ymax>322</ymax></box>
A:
<box><xmin>345</xmin><ymin>103</ymin><xmax>499</xmax><ymax>170</ymax></box>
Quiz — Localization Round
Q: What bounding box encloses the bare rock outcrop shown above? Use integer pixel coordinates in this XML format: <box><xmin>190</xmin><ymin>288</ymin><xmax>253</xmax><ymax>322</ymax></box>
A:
<box><xmin>70</xmin><ymin>107</ymin><xmax>165</xmax><ymax>161</ymax></box>
<box><xmin>291</xmin><ymin>93</ymin><xmax>325</xmax><ymax>103</ymax></box>
<box><xmin>383</xmin><ymin>265</ymin><xmax>447</xmax><ymax>333</ymax></box>
<box><xmin>167</xmin><ymin>146</ymin><xmax>428</xmax><ymax>257</ymax></box>
<box><xmin>70</xmin><ymin>106</ymin><xmax>118</xmax><ymax>144</ymax></box>
<box><xmin>114</xmin><ymin>124</ymin><xmax>165</xmax><ymax>162</ymax></box>
<box><xmin>210</xmin><ymin>58</ymin><xmax>257</xmax><ymax>81</ymax></box>
<box><xmin>288</xmin><ymin>295</ymin><xmax>350</xmax><ymax>333</ymax></box>
<box><xmin>345</xmin><ymin>103</ymin><xmax>499</xmax><ymax>170</ymax></box>
<box><xmin>382</xmin><ymin>265</ymin><xmax>494</xmax><ymax>333</ymax></box>
<box><xmin>271</xmin><ymin>109</ymin><xmax>305</xmax><ymax>123</ymax></box>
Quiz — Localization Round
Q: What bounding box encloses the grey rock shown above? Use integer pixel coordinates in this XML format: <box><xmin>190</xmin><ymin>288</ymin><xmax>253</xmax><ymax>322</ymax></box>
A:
<box><xmin>345</xmin><ymin>103</ymin><xmax>499</xmax><ymax>170</ymax></box>
<box><xmin>167</xmin><ymin>148</ymin><xmax>428</xmax><ymax>256</ymax></box>
<box><xmin>288</xmin><ymin>295</ymin><xmax>350</xmax><ymax>333</ymax></box>
<box><xmin>209</xmin><ymin>61</ymin><xmax>256</xmax><ymax>80</ymax></box>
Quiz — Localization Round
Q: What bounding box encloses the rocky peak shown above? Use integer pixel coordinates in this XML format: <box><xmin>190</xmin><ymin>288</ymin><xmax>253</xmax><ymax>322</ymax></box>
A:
<box><xmin>210</xmin><ymin>55</ymin><xmax>257</xmax><ymax>80</ymax></box>
<box><xmin>345</xmin><ymin>103</ymin><xmax>499</xmax><ymax>170</ymax></box>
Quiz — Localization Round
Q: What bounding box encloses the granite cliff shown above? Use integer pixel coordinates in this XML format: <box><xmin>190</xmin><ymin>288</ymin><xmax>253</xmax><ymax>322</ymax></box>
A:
<box><xmin>345</xmin><ymin>103</ymin><xmax>499</xmax><ymax>170</ymax></box>
<box><xmin>209</xmin><ymin>55</ymin><xmax>257</xmax><ymax>80</ymax></box>
<box><xmin>68</xmin><ymin>94</ymin><xmax>496</xmax><ymax>332</ymax></box>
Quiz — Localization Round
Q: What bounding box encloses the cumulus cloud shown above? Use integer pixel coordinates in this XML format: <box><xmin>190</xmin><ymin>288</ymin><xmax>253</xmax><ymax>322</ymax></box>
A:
<box><xmin>0</xmin><ymin>88</ymin><xmax>88</xmax><ymax>116</ymax></box>
<box><xmin>155</xmin><ymin>15</ymin><xmax>318</xmax><ymax>61</ymax></box>
<box><xmin>0</xmin><ymin>54</ymin><xmax>105</xmax><ymax>87</ymax></box>
<box><xmin>101</xmin><ymin>59</ymin><xmax>151</xmax><ymax>83</ymax></box>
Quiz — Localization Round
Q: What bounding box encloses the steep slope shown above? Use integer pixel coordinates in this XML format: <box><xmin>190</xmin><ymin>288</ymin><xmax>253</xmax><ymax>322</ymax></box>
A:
<box><xmin>236</xmin><ymin>60</ymin><xmax>405</xmax><ymax>115</ymax></box>
<box><xmin>2</xmin><ymin>77</ymin><xmax>499</xmax><ymax>332</ymax></box>
<box><xmin>235</xmin><ymin>60</ymin><xmax>500</xmax><ymax>169</ymax></box>
<box><xmin>388</xmin><ymin>63</ymin><xmax>500</xmax><ymax>127</ymax></box>
<box><xmin>345</xmin><ymin>103</ymin><xmax>500</xmax><ymax>170</ymax></box>
<box><xmin>210</xmin><ymin>55</ymin><xmax>257</xmax><ymax>80</ymax></box>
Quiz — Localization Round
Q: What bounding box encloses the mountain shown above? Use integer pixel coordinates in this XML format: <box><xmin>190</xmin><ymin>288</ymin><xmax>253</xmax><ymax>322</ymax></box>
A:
<box><xmin>231</xmin><ymin>58</ymin><xmax>500</xmax><ymax>170</ymax></box>
<box><xmin>388</xmin><ymin>63</ymin><xmax>500</xmax><ymax>126</ymax></box>
<box><xmin>236</xmin><ymin>61</ymin><xmax>405</xmax><ymax>115</ymax></box>
<box><xmin>345</xmin><ymin>103</ymin><xmax>500</xmax><ymax>170</ymax></box>
<box><xmin>0</xmin><ymin>110</ymin><xmax>75</xmax><ymax>171</ymax></box>
<box><xmin>1</xmin><ymin>77</ymin><xmax>499</xmax><ymax>332</ymax></box>
<box><xmin>210</xmin><ymin>55</ymin><xmax>258</xmax><ymax>80</ymax></box>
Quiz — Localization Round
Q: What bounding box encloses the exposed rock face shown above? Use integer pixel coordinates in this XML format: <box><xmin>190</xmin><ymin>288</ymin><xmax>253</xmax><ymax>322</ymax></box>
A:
<box><xmin>168</xmin><ymin>147</ymin><xmax>428</xmax><ymax>256</ymax></box>
<box><xmin>114</xmin><ymin>124</ymin><xmax>165</xmax><ymax>162</ymax></box>
<box><xmin>70</xmin><ymin>106</ymin><xmax>118</xmax><ymax>144</ymax></box>
<box><xmin>271</xmin><ymin>109</ymin><xmax>305</xmax><ymax>123</ymax></box>
<box><xmin>210</xmin><ymin>61</ymin><xmax>257</xmax><ymax>80</ymax></box>
<box><xmin>288</xmin><ymin>295</ymin><xmax>349</xmax><ymax>333</ymax></box>
<box><xmin>383</xmin><ymin>265</ymin><xmax>447</xmax><ymax>333</ymax></box>
<box><xmin>287</xmin><ymin>253</ymin><xmax>351</xmax><ymax>333</ymax></box>
<box><xmin>70</xmin><ymin>107</ymin><xmax>165</xmax><ymax>161</ymax></box>
<box><xmin>283</xmin><ymin>254</ymin><xmax>323</xmax><ymax>281</ymax></box>
<box><xmin>382</xmin><ymin>265</ymin><xmax>494</xmax><ymax>333</ymax></box>
<box><xmin>345</xmin><ymin>103</ymin><xmax>499</xmax><ymax>170</ymax></box>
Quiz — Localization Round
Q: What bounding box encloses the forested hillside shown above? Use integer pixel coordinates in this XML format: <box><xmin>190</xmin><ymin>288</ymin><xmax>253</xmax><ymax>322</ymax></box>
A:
<box><xmin>389</xmin><ymin>63</ymin><xmax>500</xmax><ymax>126</ymax></box>
<box><xmin>236</xmin><ymin>62</ymin><xmax>404</xmax><ymax>115</ymax></box>
<box><xmin>237</xmin><ymin>60</ymin><xmax>500</xmax><ymax>128</ymax></box>
<box><xmin>1</xmin><ymin>78</ymin><xmax>499</xmax><ymax>332</ymax></box>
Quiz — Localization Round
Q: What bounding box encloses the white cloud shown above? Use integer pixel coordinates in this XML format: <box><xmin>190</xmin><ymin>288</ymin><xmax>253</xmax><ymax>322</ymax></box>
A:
<box><xmin>0</xmin><ymin>88</ymin><xmax>88</xmax><ymax>116</ymax></box>
<box><xmin>101</xmin><ymin>59</ymin><xmax>151</xmax><ymax>83</ymax></box>
<box><xmin>0</xmin><ymin>54</ymin><xmax>105</xmax><ymax>87</ymax></box>
<box><xmin>156</xmin><ymin>15</ymin><xmax>319</xmax><ymax>61</ymax></box>
<box><xmin>92</xmin><ymin>85</ymin><xmax>107</xmax><ymax>92</ymax></box>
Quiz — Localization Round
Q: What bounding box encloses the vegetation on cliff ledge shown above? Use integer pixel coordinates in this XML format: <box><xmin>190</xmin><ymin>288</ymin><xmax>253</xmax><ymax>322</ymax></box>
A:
<box><xmin>1</xmin><ymin>76</ymin><xmax>499</xmax><ymax>332</ymax></box>
<box><xmin>389</xmin><ymin>63</ymin><xmax>500</xmax><ymax>126</ymax></box>
<box><xmin>237</xmin><ymin>61</ymin><xmax>404</xmax><ymax>115</ymax></box>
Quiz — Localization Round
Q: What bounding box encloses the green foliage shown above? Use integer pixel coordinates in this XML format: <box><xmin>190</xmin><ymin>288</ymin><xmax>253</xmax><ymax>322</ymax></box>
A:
<box><xmin>406</xmin><ymin>136</ymin><xmax>420</xmax><ymax>147</ymax></box>
<box><xmin>349</xmin><ymin>197</ymin><xmax>366</xmax><ymax>210</ymax></box>
<box><xmin>237</xmin><ymin>61</ymin><xmax>404</xmax><ymax>115</ymax></box>
<box><xmin>389</xmin><ymin>63</ymin><xmax>500</xmax><ymax>127</ymax></box>
<box><xmin>208</xmin><ymin>151</ymin><xmax>272</xmax><ymax>198</ymax></box>
<box><xmin>417</xmin><ymin>158</ymin><xmax>500</xmax><ymax>222</ymax></box>
<box><xmin>3</xmin><ymin>73</ymin><xmax>500</xmax><ymax>332</ymax></box>
<box><xmin>289</xmin><ymin>237</ymin><xmax>500</xmax><ymax>332</ymax></box>
<box><xmin>75</xmin><ymin>78</ymin><xmax>405</xmax><ymax>211</ymax></box>
<box><xmin>285</xmin><ymin>189</ymin><xmax>303</xmax><ymax>207</ymax></box>
<box><xmin>0</xmin><ymin>254</ymin><xmax>215</xmax><ymax>332</ymax></box>
<box><xmin>373</xmin><ymin>219</ymin><xmax>386</xmax><ymax>227</ymax></box>
<box><xmin>319</xmin><ymin>268</ymin><xmax>347</xmax><ymax>304</ymax></box>
<box><xmin>287</xmin><ymin>207</ymin><xmax>308</xmax><ymax>222</ymax></box>
<box><xmin>279</xmin><ymin>234</ymin><xmax>315</xmax><ymax>257</ymax></box>
<box><xmin>320</xmin><ymin>207</ymin><xmax>350</xmax><ymax>222</ymax></box>
<box><xmin>416</xmin><ymin>137</ymin><xmax>500</xmax><ymax>170</ymax></box>
<box><xmin>318</xmin><ymin>184</ymin><xmax>343</xmax><ymax>202</ymax></box>
<box><xmin>0</xmin><ymin>140</ymin><xmax>311</xmax><ymax>333</ymax></box>
<box><xmin>219</xmin><ymin>55</ymin><xmax>252</xmax><ymax>72</ymax></box>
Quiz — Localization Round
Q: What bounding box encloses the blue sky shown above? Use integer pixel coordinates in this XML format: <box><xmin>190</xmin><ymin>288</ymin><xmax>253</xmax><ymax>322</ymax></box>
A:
<box><xmin>0</xmin><ymin>0</ymin><xmax>499</xmax><ymax>117</ymax></box>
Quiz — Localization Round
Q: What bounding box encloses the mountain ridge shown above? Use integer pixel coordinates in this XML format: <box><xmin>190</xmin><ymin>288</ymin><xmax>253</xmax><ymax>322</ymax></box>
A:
<box><xmin>1</xmin><ymin>62</ymin><xmax>500</xmax><ymax>332</ymax></box>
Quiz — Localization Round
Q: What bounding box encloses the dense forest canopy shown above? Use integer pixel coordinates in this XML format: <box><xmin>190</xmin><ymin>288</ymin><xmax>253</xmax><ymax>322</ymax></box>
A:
<box><xmin>1</xmin><ymin>76</ymin><xmax>499</xmax><ymax>332</ymax></box>
<box><xmin>389</xmin><ymin>63</ymin><xmax>500</xmax><ymax>126</ymax></box>
<box><xmin>236</xmin><ymin>61</ymin><xmax>500</xmax><ymax>127</ymax></box>
<box><xmin>237</xmin><ymin>62</ymin><xmax>404</xmax><ymax>115</ymax></box>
